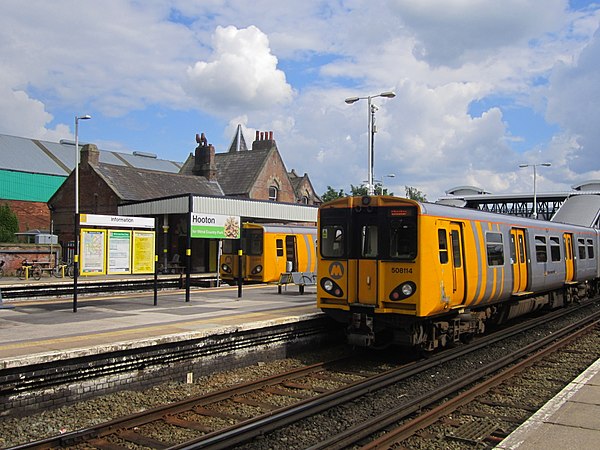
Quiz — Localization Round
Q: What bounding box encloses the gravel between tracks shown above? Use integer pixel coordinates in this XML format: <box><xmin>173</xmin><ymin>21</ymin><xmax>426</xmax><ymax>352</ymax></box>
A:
<box><xmin>0</xmin><ymin>304</ymin><xmax>599</xmax><ymax>449</ymax></box>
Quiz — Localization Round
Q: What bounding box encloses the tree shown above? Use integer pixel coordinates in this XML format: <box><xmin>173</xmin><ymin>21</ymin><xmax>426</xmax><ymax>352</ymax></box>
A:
<box><xmin>321</xmin><ymin>185</ymin><xmax>346</xmax><ymax>203</ymax></box>
<box><xmin>405</xmin><ymin>186</ymin><xmax>427</xmax><ymax>202</ymax></box>
<box><xmin>0</xmin><ymin>203</ymin><xmax>18</xmax><ymax>242</ymax></box>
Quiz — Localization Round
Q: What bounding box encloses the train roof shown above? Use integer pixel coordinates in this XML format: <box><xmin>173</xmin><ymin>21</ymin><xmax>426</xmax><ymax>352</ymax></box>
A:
<box><xmin>320</xmin><ymin>195</ymin><xmax>596</xmax><ymax>233</ymax></box>
<box><xmin>419</xmin><ymin>199</ymin><xmax>596</xmax><ymax>233</ymax></box>
<box><xmin>244</xmin><ymin>223</ymin><xmax>317</xmax><ymax>235</ymax></box>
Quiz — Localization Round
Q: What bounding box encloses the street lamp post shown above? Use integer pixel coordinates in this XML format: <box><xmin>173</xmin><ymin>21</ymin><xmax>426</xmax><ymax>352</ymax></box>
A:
<box><xmin>345</xmin><ymin>91</ymin><xmax>396</xmax><ymax>195</ymax></box>
<box><xmin>519</xmin><ymin>162</ymin><xmax>551</xmax><ymax>219</ymax></box>
<box><xmin>74</xmin><ymin>114</ymin><xmax>91</xmax><ymax>312</ymax></box>
<box><xmin>383</xmin><ymin>173</ymin><xmax>395</xmax><ymax>194</ymax></box>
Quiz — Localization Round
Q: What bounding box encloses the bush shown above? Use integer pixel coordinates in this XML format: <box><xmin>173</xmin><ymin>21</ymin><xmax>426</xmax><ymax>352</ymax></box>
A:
<box><xmin>0</xmin><ymin>203</ymin><xmax>18</xmax><ymax>243</ymax></box>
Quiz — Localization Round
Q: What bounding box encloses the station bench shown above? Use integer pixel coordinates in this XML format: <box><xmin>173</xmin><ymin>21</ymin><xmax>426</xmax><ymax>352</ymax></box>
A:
<box><xmin>277</xmin><ymin>272</ymin><xmax>316</xmax><ymax>294</ymax></box>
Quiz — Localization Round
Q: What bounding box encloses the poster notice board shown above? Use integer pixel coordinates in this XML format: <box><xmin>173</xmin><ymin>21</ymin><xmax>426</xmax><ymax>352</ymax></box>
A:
<box><xmin>108</xmin><ymin>230</ymin><xmax>132</xmax><ymax>274</ymax></box>
<box><xmin>132</xmin><ymin>230</ymin><xmax>155</xmax><ymax>274</ymax></box>
<box><xmin>80</xmin><ymin>228</ymin><xmax>107</xmax><ymax>275</ymax></box>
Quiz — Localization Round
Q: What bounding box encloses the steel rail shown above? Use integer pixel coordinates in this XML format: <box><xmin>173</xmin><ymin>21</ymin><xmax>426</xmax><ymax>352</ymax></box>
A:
<box><xmin>169</xmin><ymin>302</ymin><xmax>600</xmax><ymax>450</ymax></box>
<box><xmin>340</xmin><ymin>317</ymin><xmax>600</xmax><ymax>450</ymax></box>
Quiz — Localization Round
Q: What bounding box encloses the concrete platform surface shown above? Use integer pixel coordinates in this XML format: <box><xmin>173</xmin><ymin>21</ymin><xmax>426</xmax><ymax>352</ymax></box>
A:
<box><xmin>0</xmin><ymin>283</ymin><xmax>320</xmax><ymax>367</ymax></box>
<box><xmin>496</xmin><ymin>357</ymin><xmax>600</xmax><ymax>449</ymax></box>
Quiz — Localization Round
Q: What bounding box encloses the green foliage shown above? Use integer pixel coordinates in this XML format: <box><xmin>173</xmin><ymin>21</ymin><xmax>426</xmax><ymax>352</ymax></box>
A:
<box><xmin>321</xmin><ymin>185</ymin><xmax>346</xmax><ymax>203</ymax></box>
<box><xmin>405</xmin><ymin>186</ymin><xmax>427</xmax><ymax>202</ymax></box>
<box><xmin>0</xmin><ymin>203</ymin><xmax>18</xmax><ymax>242</ymax></box>
<box><xmin>322</xmin><ymin>182</ymin><xmax>395</xmax><ymax>201</ymax></box>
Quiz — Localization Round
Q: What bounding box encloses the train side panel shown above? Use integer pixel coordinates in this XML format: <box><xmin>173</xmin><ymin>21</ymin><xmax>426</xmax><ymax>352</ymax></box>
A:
<box><xmin>317</xmin><ymin>195</ymin><xmax>600</xmax><ymax>350</ymax></box>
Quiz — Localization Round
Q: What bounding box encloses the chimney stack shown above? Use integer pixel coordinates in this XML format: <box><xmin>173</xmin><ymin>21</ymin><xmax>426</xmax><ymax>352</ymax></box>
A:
<box><xmin>252</xmin><ymin>130</ymin><xmax>276</xmax><ymax>150</ymax></box>
<box><xmin>192</xmin><ymin>133</ymin><xmax>217</xmax><ymax>181</ymax></box>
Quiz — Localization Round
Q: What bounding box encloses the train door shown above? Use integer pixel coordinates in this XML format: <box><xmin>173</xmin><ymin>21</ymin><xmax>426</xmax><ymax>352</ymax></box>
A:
<box><xmin>510</xmin><ymin>228</ymin><xmax>528</xmax><ymax>293</ymax></box>
<box><xmin>438</xmin><ymin>222</ymin><xmax>466</xmax><ymax>307</ymax></box>
<box><xmin>285</xmin><ymin>235</ymin><xmax>297</xmax><ymax>272</ymax></box>
<box><xmin>563</xmin><ymin>233</ymin><xmax>574</xmax><ymax>282</ymax></box>
<box><xmin>357</xmin><ymin>222</ymin><xmax>378</xmax><ymax>306</ymax></box>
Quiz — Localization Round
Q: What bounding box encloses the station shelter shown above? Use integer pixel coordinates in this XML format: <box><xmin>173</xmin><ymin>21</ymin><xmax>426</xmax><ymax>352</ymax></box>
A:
<box><xmin>118</xmin><ymin>194</ymin><xmax>318</xmax><ymax>275</ymax></box>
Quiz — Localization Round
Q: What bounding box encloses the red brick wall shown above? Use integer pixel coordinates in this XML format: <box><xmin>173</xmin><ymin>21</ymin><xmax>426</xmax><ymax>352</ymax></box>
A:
<box><xmin>250</xmin><ymin>150</ymin><xmax>296</xmax><ymax>202</ymax></box>
<box><xmin>1</xmin><ymin>200</ymin><xmax>51</xmax><ymax>232</ymax></box>
<box><xmin>49</xmin><ymin>165</ymin><xmax>120</xmax><ymax>244</ymax></box>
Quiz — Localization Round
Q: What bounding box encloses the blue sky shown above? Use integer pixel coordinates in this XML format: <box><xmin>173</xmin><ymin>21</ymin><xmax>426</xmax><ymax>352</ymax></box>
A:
<box><xmin>1</xmin><ymin>0</ymin><xmax>599</xmax><ymax>200</ymax></box>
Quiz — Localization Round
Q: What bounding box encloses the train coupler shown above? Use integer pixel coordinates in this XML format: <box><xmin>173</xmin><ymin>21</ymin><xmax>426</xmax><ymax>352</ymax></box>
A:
<box><xmin>347</xmin><ymin>313</ymin><xmax>375</xmax><ymax>347</ymax></box>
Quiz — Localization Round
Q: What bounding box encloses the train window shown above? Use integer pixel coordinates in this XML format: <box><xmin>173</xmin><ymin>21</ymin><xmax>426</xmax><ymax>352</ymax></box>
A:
<box><xmin>510</xmin><ymin>234</ymin><xmax>516</xmax><ymax>263</ymax></box>
<box><xmin>222</xmin><ymin>239</ymin><xmax>235</xmax><ymax>254</ymax></box>
<box><xmin>438</xmin><ymin>229</ymin><xmax>449</xmax><ymax>264</ymax></box>
<box><xmin>451</xmin><ymin>230</ymin><xmax>462</xmax><ymax>267</ymax></box>
<box><xmin>486</xmin><ymin>232</ymin><xmax>504</xmax><ymax>266</ymax></box>
<box><xmin>361</xmin><ymin>225</ymin><xmax>378</xmax><ymax>258</ymax></box>
<box><xmin>535</xmin><ymin>236</ymin><xmax>547</xmax><ymax>263</ymax></box>
<box><xmin>587</xmin><ymin>239</ymin><xmax>595</xmax><ymax>259</ymax></box>
<box><xmin>550</xmin><ymin>237</ymin><xmax>561</xmax><ymax>262</ymax></box>
<box><xmin>276</xmin><ymin>239</ymin><xmax>284</xmax><ymax>257</ymax></box>
<box><xmin>578</xmin><ymin>239</ymin><xmax>586</xmax><ymax>260</ymax></box>
<box><xmin>518</xmin><ymin>234</ymin><xmax>525</xmax><ymax>263</ymax></box>
<box><xmin>389</xmin><ymin>218</ymin><xmax>417</xmax><ymax>260</ymax></box>
<box><xmin>244</xmin><ymin>229</ymin><xmax>263</xmax><ymax>256</ymax></box>
<box><xmin>320</xmin><ymin>225</ymin><xmax>345</xmax><ymax>258</ymax></box>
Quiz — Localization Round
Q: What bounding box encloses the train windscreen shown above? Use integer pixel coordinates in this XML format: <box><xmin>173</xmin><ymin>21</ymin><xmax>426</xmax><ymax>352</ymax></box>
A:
<box><xmin>319</xmin><ymin>205</ymin><xmax>417</xmax><ymax>260</ymax></box>
<box><xmin>243</xmin><ymin>229</ymin><xmax>263</xmax><ymax>256</ymax></box>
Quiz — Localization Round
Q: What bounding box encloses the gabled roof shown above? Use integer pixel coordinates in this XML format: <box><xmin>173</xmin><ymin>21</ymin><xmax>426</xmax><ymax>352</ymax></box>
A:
<box><xmin>0</xmin><ymin>133</ymin><xmax>182</xmax><ymax>177</ymax></box>
<box><xmin>180</xmin><ymin>148</ymin><xmax>273</xmax><ymax>197</ymax></box>
<box><xmin>215</xmin><ymin>148</ymin><xmax>272</xmax><ymax>195</ymax></box>
<box><xmin>93</xmin><ymin>163</ymin><xmax>223</xmax><ymax>202</ymax></box>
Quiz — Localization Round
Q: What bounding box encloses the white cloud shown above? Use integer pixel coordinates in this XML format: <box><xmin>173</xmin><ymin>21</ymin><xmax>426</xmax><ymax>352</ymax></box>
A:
<box><xmin>185</xmin><ymin>26</ymin><xmax>294</xmax><ymax>113</ymax></box>
<box><xmin>1</xmin><ymin>1</ymin><xmax>600</xmax><ymax>202</ymax></box>
<box><xmin>390</xmin><ymin>0</ymin><xmax>567</xmax><ymax>67</ymax></box>
<box><xmin>0</xmin><ymin>87</ymin><xmax>70</xmax><ymax>141</ymax></box>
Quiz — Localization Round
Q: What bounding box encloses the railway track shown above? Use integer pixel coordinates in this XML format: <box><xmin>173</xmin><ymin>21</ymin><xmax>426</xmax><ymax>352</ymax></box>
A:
<box><xmin>8</xmin><ymin>300</ymin><xmax>600</xmax><ymax>450</ymax></box>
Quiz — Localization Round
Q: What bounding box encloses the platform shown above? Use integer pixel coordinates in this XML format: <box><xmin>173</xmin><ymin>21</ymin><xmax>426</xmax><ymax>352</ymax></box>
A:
<box><xmin>0</xmin><ymin>283</ymin><xmax>320</xmax><ymax>366</ymax></box>
<box><xmin>496</xmin><ymin>357</ymin><xmax>600</xmax><ymax>449</ymax></box>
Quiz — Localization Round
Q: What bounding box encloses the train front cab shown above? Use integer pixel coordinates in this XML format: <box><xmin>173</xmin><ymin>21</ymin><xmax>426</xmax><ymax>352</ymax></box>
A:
<box><xmin>220</xmin><ymin>224</ymin><xmax>317</xmax><ymax>284</ymax></box>
<box><xmin>318</xmin><ymin>196</ymin><xmax>428</xmax><ymax>346</ymax></box>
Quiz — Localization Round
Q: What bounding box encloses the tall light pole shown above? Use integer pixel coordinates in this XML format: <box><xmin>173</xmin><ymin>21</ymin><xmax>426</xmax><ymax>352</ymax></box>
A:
<box><xmin>345</xmin><ymin>91</ymin><xmax>396</xmax><ymax>195</ymax></box>
<box><xmin>519</xmin><ymin>162</ymin><xmax>551</xmax><ymax>219</ymax></box>
<box><xmin>383</xmin><ymin>173</ymin><xmax>395</xmax><ymax>194</ymax></box>
<box><xmin>74</xmin><ymin>114</ymin><xmax>91</xmax><ymax>312</ymax></box>
<box><xmin>74</xmin><ymin>115</ymin><xmax>91</xmax><ymax>215</ymax></box>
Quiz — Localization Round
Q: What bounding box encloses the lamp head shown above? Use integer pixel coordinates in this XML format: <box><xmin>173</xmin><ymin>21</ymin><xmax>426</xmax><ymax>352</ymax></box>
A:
<box><xmin>380</xmin><ymin>91</ymin><xmax>396</xmax><ymax>98</ymax></box>
<box><xmin>345</xmin><ymin>97</ymin><xmax>360</xmax><ymax>104</ymax></box>
<box><xmin>519</xmin><ymin>164</ymin><xmax>528</xmax><ymax>168</ymax></box>
<box><xmin>541</xmin><ymin>163</ymin><xmax>551</xmax><ymax>167</ymax></box>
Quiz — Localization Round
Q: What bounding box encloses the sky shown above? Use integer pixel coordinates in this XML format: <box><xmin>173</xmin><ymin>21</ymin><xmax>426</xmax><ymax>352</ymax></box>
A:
<box><xmin>1</xmin><ymin>0</ymin><xmax>600</xmax><ymax>201</ymax></box>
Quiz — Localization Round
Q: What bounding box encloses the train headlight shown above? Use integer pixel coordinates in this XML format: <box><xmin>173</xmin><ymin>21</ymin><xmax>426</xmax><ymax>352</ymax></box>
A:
<box><xmin>401</xmin><ymin>283</ymin><xmax>413</xmax><ymax>296</ymax></box>
<box><xmin>389</xmin><ymin>281</ymin><xmax>417</xmax><ymax>301</ymax></box>
<box><xmin>251</xmin><ymin>265</ymin><xmax>263</xmax><ymax>274</ymax></box>
<box><xmin>320</xmin><ymin>278</ymin><xmax>344</xmax><ymax>297</ymax></box>
<box><xmin>221</xmin><ymin>264</ymin><xmax>231</xmax><ymax>273</ymax></box>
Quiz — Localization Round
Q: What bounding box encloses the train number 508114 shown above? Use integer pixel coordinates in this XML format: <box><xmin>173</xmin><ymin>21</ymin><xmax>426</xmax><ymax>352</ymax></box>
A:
<box><xmin>391</xmin><ymin>267</ymin><xmax>412</xmax><ymax>274</ymax></box>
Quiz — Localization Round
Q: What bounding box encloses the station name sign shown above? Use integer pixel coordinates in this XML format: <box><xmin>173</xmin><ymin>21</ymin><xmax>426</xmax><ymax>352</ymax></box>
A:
<box><xmin>80</xmin><ymin>214</ymin><xmax>155</xmax><ymax>229</ymax></box>
<box><xmin>191</xmin><ymin>213</ymin><xmax>240</xmax><ymax>239</ymax></box>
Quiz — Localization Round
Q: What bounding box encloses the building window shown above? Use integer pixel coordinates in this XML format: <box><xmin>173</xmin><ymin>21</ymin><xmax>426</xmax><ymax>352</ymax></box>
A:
<box><xmin>301</xmin><ymin>195</ymin><xmax>309</xmax><ymax>204</ymax></box>
<box><xmin>269</xmin><ymin>185</ymin><xmax>278</xmax><ymax>201</ymax></box>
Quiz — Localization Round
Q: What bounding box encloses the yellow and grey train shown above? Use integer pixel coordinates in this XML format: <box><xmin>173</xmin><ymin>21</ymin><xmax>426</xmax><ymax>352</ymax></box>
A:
<box><xmin>317</xmin><ymin>195</ymin><xmax>599</xmax><ymax>350</ymax></box>
<box><xmin>220</xmin><ymin>223</ymin><xmax>317</xmax><ymax>283</ymax></box>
